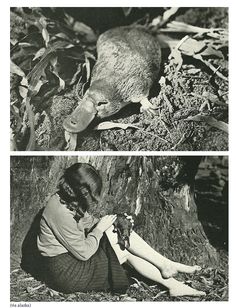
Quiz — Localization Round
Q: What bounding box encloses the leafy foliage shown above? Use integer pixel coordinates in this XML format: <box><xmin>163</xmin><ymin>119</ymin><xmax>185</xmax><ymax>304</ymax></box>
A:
<box><xmin>10</xmin><ymin>8</ymin><xmax>97</xmax><ymax>150</ymax></box>
<box><xmin>10</xmin><ymin>8</ymin><xmax>228</xmax><ymax>151</ymax></box>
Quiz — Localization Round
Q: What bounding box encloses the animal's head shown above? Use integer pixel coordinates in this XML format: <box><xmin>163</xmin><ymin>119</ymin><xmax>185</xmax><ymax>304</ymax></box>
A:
<box><xmin>63</xmin><ymin>79</ymin><xmax>122</xmax><ymax>133</ymax></box>
<box><xmin>113</xmin><ymin>213</ymin><xmax>134</xmax><ymax>250</ymax></box>
<box><xmin>63</xmin><ymin>98</ymin><xmax>97</xmax><ymax>133</ymax></box>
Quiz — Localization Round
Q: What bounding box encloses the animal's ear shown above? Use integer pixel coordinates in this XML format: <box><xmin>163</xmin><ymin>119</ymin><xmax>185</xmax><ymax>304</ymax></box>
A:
<box><xmin>63</xmin><ymin>100</ymin><xmax>97</xmax><ymax>133</ymax></box>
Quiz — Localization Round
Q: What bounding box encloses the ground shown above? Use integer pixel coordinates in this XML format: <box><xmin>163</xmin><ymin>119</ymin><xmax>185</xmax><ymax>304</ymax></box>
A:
<box><xmin>10</xmin><ymin>261</ymin><xmax>228</xmax><ymax>302</ymax></box>
<box><xmin>10</xmin><ymin>7</ymin><xmax>228</xmax><ymax>151</ymax></box>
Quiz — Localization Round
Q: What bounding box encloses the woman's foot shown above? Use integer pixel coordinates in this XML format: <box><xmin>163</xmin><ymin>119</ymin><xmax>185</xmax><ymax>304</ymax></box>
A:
<box><xmin>160</xmin><ymin>262</ymin><xmax>201</xmax><ymax>279</ymax></box>
<box><xmin>169</xmin><ymin>283</ymin><xmax>206</xmax><ymax>297</ymax></box>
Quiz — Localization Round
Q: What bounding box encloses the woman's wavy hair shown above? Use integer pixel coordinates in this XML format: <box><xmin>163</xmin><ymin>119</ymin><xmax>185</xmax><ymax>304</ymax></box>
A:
<box><xmin>57</xmin><ymin>163</ymin><xmax>102</xmax><ymax>222</ymax></box>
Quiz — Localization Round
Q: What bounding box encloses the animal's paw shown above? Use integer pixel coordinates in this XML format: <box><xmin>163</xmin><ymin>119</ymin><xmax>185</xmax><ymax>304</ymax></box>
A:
<box><xmin>123</xmin><ymin>212</ymin><xmax>135</xmax><ymax>227</ymax></box>
<box><xmin>140</xmin><ymin>98</ymin><xmax>158</xmax><ymax>115</ymax></box>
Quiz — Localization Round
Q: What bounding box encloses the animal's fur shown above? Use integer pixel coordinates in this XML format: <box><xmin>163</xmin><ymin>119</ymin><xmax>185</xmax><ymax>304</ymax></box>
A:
<box><xmin>113</xmin><ymin>213</ymin><xmax>134</xmax><ymax>250</ymax></box>
<box><xmin>63</xmin><ymin>26</ymin><xmax>161</xmax><ymax>133</ymax></box>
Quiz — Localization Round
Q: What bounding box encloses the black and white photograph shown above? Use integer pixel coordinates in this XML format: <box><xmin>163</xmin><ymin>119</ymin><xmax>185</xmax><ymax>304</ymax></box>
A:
<box><xmin>10</xmin><ymin>155</ymin><xmax>228</xmax><ymax>302</ymax></box>
<box><xmin>10</xmin><ymin>7</ymin><xmax>228</xmax><ymax>151</ymax></box>
<box><xmin>5</xmin><ymin>2</ymin><xmax>233</xmax><ymax>307</ymax></box>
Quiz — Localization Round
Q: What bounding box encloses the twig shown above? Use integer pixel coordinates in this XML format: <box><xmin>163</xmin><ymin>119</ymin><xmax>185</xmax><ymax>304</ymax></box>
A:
<box><xmin>160</xmin><ymin>118</ymin><xmax>174</xmax><ymax>142</ymax></box>
<box><xmin>27</xmin><ymin>284</ymin><xmax>45</xmax><ymax>293</ymax></box>
<box><xmin>10</xmin><ymin>268</ymin><xmax>20</xmax><ymax>275</ymax></box>
<box><xmin>194</xmin><ymin>54</ymin><xmax>228</xmax><ymax>82</ymax></box>
<box><xmin>131</xmin><ymin>277</ymin><xmax>152</xmax><ymax>292</ymax></box>
<box><xmin>128</xmin><ymin>125</ymin><xmax>170</xmax><ymax>144</ymax></box>
<box><xmin>19</xmin><ymin>277</ymin><xmax>35</xmax><ymax>282</ymax></box>
<box><xmin>170</xmin><ymin>132</ymin><xmax>188</xmax><ymax>150</ymax></box>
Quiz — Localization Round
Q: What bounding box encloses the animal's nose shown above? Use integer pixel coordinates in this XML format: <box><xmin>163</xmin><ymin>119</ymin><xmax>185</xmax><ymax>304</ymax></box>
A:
<box><xmin>63</xmin><ymin>101</ymin><xmax>97</xmax><ymax>133</ymax></box>
<box><xmin>69</xmin><ymin>118</ymin><xmax>77</xmax><ymax>126</ymax></box>
<box><xmin>63</xmin><ymin>116</ymin><xmax>78</xmax><ymax>132</ymax></box>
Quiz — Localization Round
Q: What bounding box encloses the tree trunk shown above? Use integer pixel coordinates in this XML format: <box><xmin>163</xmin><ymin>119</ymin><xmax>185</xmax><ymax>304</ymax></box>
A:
<box><xmin>10</xmin><ymin>155</ymin><xmax>219</xmax><ymax>270</ymax></box>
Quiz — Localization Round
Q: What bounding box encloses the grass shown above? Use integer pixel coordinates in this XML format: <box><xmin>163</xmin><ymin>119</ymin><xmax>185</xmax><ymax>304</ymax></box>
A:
<box><xmin>10</xmin><ymin>248</ymin><xmax>228</xmax><ymax>302</ymax></box>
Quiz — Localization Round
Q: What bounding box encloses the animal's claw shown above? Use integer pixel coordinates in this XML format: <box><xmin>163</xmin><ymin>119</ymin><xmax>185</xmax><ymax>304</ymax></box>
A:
<box><xmin>140</xmin><ymin>98</ymin><xmax>158</xmax><ymax>115</ymax></box>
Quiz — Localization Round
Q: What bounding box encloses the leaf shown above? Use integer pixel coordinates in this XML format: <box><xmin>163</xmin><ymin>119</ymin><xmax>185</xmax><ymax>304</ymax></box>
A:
<box><xmin>169</xmin><ymin>49</ymin><xmax>183</xmax><ymax>71</ymax></box>
<box><xmin>33</xmin><ymin>47</ymin><xmax>46</xmax><ymax>61</ymax></box>
<box><xmin>84</xmin><ymin>57</ymin><xmax>91</xmax><ymax>82</ymax></box>
<box><xmin>19</xmin><ymin>77</ymin><xmax>29</xmax><ymax>99</ymax></box>
<box><xmin>69</xmin><ymin>63</ymin><xmax>82</xmax><ymax>85</ymax></box>
<box><xmin>185</xmin><ymin>114</ymin><xmax>228</xmax><ymax>133</ymax></box>
<box><xmin>152</xmin><ymin>291</ymin><xmax>167</xmax><ymax>299</ymax></box>
<box><xmin>50</xmin><ymin>56</ymin><xmax>65</xmax><ymax>92</ymax></box>
<box><xmin>179</xmin><ymin>38</ymin><xmax>206</xmax><ymax>56</ymax></box>
<box><xmin>200</xmin><ymin>45</ymin><xmax>224</xmax><ymax>58</ymax></box>
<box><xmin>162</xmin><ymin>7</ymin><xmax>180</xmax><ymax>22</ymax></box>
<box><xmin>10</xmin><ymin>60</ymin><xmax>25</xmax><ymax>77</ymax></box>
<box><xmin>54</xmin><ymin>32</ymin><xmax>71</xmax><ymax>41</ymax></box>
<box><xmin>94</xmin><ymin>121</ymin><xmax>169</xmax><ymax>143</ymax></box>
<box><xmin>84</xmin><ymin>51</ymin><xmax>96</xmax><ymax>61</ymax></box>
<box><xmin>33</xmin><ymin>80</ymin><xmax>47</xmax><ymax>96</ymax></box>
<box><xmin>152</xmin><ymin>7</ymin><xmax>180</xmax><ymax>27</ymax></box>
<box><xmin>162</xmin><ymin>21</ymin><xmax>210</xmax><ymax>34</ymax></box>
<box><xmin>64</xmin><ymin>131</ymin><xmax>77</xmax><ymax>150</ymax></box>
<box><xmin>39</xmin><ymin>17</ymin><xmax>50</xmax><ymax>46</ymax></box>
<box><xmin>48</xmin><ymin>288</ymin><xmax>60</xmax><ymax>297</ymax></box>
<box><xmin>10</xmin><ymin>128</ymin><xmax>18</xmax><ymax>151</ymax></box>
<box><xmin>27</xmin><ymin>52</ymin><xmax>55</xmax><ymax>95</ymax></box>
<box><xmin>186</xmin><ymin>68</ymin><xmax>201</xmax><ymax>75</ymax></box>
<box><xmin>94</xmin><ymin>121</ymin><xmax>137</xmax><ymax>130</ymax></box>
<box><xmin>42</xmin><ymin>28</ymin><xmax>50</xmax><ymax>46</ymax></box>
<box><xmin>26</xmin><ymin>284</ymin><xmax>44</xmax><ymax>294</ymax></box>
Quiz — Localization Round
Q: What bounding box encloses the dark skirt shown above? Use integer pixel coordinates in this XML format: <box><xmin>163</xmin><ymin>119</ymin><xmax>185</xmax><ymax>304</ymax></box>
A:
<box><xmin>42</xmin><ymin>235</ymin><xmax>130</xmax><ymax>294</ymax></box>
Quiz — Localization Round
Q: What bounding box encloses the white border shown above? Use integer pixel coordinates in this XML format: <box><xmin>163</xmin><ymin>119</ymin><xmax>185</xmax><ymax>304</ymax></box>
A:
<box><xmin>1</xmin><ymin>1</ymin><xmax>236</xmax><ymax>307</ymax></box>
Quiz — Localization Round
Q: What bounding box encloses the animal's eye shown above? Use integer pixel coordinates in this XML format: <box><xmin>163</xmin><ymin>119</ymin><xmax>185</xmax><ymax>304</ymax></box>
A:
<box><xmin>97</xmin><ymin>101</ymin><xmax>108</xmax><ymax>106</ymax></box>
<box><xmin>81</xmin><ymin>187</ymin><xmax>90</xmax><ymax>197</ymax></box>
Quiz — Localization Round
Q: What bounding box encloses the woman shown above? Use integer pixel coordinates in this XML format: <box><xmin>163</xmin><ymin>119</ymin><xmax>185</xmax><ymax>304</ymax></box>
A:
<box><xmin>37</xmin><ymin>163</ymin><xmax>206</xmax><ymax>297</ymax></box>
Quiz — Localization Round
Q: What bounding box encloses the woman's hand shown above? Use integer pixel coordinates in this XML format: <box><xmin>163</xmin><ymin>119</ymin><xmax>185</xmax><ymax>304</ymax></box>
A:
<box><xmin>96</xmin><ymin>215</ymin><xmax>117</xmax><ymax>233</ymax></box>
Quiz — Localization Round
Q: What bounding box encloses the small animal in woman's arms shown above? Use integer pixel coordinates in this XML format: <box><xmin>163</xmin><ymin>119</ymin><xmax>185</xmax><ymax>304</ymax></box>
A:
<box><xmin>63</xmin><ymin>26</ymin><xmax>161</xmax><ymax>133</ymax></box>
<box><xmin>113</xmin><ymin>213</ymin><xmax>135</xmax><ymax>250</ymax></box>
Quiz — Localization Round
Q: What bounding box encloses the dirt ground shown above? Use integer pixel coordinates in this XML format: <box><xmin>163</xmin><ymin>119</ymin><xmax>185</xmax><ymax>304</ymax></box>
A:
<box><xmin>10</xmin><ymin>8</ymin><xmax>228</xmax><ymax>151</ymax></box>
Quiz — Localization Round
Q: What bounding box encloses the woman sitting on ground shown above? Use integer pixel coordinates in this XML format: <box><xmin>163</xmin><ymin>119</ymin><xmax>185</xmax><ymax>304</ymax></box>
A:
<box><xmin>37</xmin><ymin>162</ymin><xmax>206</xmax><ymax>297</ymax></box>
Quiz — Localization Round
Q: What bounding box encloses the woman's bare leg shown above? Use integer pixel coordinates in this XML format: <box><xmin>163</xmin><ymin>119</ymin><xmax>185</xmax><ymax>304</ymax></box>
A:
<box><xmin>128</xmin><ymin>231</ymin><xmax>201</xmax><ymax>278</ymax></box>
<box><xmin>126</xmin><ymin>254</ymin><xmax>205</xmax><ymax>297</ymax></box>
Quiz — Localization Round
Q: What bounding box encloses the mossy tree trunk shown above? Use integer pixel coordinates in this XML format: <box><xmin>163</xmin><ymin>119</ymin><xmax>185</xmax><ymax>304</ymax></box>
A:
<box><xmin>10</xmin><ymin>156</ymin><xmax>219</xmax><ymax>270</ymax></box>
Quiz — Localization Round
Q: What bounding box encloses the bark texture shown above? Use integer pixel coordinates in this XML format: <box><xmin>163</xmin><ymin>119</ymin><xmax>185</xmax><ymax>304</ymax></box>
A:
<box><xmin>10</xmin><ymin>156</ymin><xmax>219</xmax><ymax>270</ymax></box>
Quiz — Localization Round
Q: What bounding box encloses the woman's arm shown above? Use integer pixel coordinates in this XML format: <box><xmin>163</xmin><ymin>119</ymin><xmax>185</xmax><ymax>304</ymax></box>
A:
<box><xmin>47</xmin><ymin>203</ymin><xmax>103</xmax><ymax>261</ymax></box>
<box><xmin>82</xmin><ymin>212</ymin><xmax>99</xmax><ymax>230</ymax></box>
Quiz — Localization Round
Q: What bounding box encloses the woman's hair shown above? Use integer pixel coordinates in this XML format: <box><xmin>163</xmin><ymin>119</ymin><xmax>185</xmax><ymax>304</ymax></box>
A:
<box><xmin>57</xmin><ymin>163</ymin><xmax>102</xmax><ymax>221</ymax></box>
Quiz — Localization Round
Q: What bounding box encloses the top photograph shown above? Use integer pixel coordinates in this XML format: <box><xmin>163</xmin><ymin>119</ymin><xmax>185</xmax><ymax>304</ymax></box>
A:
<box><xmin>10</xmin><ymin>7</ymin><xmax>228</xmax><ymax>151</ymax></box>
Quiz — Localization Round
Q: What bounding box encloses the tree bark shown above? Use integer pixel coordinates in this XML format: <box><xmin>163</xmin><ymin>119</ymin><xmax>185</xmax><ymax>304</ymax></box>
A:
<box><xmin>10</xmin><ymin>155</ymin><xmax>219</xmax><ymax>270</ymax></box>
<box><xmin>85</xmin><ymin>156</ymin><xmax>219</xmax><ymax>265</ymax></box>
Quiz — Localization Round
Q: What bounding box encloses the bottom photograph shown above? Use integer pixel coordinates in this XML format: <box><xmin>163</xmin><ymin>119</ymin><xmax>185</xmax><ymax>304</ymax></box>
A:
<box><xmin>10</xmin><ymin>156</ymin><xmax>228</xmax><ymax>302</ymax></box>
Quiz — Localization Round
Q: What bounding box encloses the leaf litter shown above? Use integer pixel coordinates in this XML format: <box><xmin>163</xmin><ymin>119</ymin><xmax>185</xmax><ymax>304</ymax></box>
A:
<box><xmin>10</xmin><ymin>8</ymin><xmax>228</xmax><ymax>151</ymax></box>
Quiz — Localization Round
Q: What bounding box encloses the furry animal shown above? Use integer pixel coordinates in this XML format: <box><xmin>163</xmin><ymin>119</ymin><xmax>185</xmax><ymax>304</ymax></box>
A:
<box><xmin>63</xmin><ymin>26</ymin><xmax>161</xmax><ymax>133</ymax></box>
<box><xmin>113</xmin><ymin>213</ymin><xmax>134</xmax><ymax>250</ymax></box>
